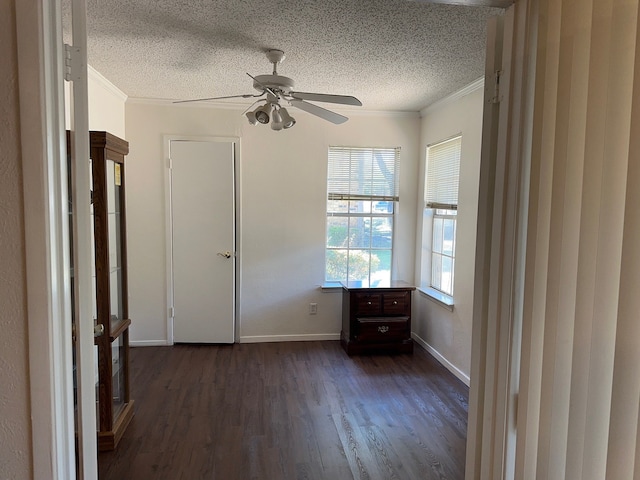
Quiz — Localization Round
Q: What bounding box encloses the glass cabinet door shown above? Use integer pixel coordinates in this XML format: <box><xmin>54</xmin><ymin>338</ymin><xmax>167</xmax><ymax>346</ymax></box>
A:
<box><xmin>91</xmin><ymin>131</ymin><xmax>134</xmax><ymax>451</ymax></box>
<box><xmin>105</xmin><ymin>158</ymin><xmax>127</xmax><ymax>422</ymax></box>
<box><xmin>106</xmin><ymin>159</ymin><xmax>124</xmax><ymax>331</ymax></box>
<box><xmin>110</xmin><ymin>334</ymin><xmax>126</xmax><ymax>421</ymax></box>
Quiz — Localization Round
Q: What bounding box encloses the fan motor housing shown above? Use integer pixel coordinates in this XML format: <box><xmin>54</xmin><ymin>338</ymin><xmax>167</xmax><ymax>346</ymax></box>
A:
<box><xmin>253</xmin><ymin>74</ymin><xmax>295</xmax><ymax>94</ymax></box>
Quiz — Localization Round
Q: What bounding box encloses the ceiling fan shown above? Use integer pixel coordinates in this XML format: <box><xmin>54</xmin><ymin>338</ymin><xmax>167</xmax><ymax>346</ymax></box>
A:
<box><xmin>174</xmin><ymin>49</ymin><xmax>362</xmax><ymax>130</ymax></box>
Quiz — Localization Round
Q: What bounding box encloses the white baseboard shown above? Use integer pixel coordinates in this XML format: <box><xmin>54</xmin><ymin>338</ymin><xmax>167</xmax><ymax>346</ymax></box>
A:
<box><xmin>130</xmin><ymin>334</ymin><xmax>470</xmax><ymax>388</ymax></box>
<box><xmin>130</xmin><ymin>340</ymin><xmax>170</xmax><ymax>347</ymax></box>
<box><xmin>239</xmin><ymin>333</ymin><xmax>341</xmax><ymax>343</ymax></box>
<box><xmin>411</xmin><ymin>333</ymin><xmax>470</xmax><ymax>386</ymax></box>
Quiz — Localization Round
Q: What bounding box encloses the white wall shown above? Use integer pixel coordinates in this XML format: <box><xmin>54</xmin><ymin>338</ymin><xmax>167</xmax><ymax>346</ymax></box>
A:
<box><xmin>65</xmin><ymin>65</ymin><xmax>127</xmax><ymax>136</ymax></box>
<box><xmin>124</xmin><ymin>102</ymin><xmax>420</xmax><ymax>344</ymax></box>
<box><xmin>87</xmin><ymin>67</ymin><xmax>127</xmax><ymax>137</ymax></box>
<box><xmin>413</xmin><ymin>83</ymin><xmax>485</xmax><ymax>384</ymax></box>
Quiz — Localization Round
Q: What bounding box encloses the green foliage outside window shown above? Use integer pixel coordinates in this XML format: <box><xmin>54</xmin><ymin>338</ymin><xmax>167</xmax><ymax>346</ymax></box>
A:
<box><xmin>326</xmin><ymin>250</ymin><xmax>381</xmax><ymax>282</ymax></box>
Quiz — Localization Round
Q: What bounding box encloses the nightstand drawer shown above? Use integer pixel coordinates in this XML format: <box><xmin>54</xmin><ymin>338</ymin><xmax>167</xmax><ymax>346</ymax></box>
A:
<box><xmin>354</xmin><ymin>293</ymin><xmax>382</xmax><ymax>315</ymax></box>
<box><xmin>382</xmin><ymin>292</ymin><xmax>410</xmax><ymax>315</ymax></box>
<box><xmin>355</xmin><ymin>316</ymin><xmax>409</xmax><ymax>342</ymax></box>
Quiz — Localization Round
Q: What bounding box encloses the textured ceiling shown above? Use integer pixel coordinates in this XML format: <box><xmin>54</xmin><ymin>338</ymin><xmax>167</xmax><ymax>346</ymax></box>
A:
<box><xmin>69</xmin><ymin>0</ymin><xmax>504</xmax><ymax>112</ymax></box>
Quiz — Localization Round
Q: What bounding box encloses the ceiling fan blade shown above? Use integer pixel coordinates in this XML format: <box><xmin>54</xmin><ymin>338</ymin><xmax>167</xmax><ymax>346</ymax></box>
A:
<box><xmin>289</xmin><ymin>92</ymin><xmax>362</xmax><ymax>106</ymax></box>
<box><xmin>289</xmin><ymin>99</ymin><xmax>348</xmax><ymax>125</ymax></box>
<box><xmin>173</xmin><ymin>93</ymin><xmax>262</xmax><ymax>104</ymax></box>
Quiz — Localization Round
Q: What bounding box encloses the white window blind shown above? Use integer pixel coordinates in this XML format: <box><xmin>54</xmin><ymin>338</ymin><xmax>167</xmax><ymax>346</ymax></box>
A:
<box><xmin>425</xmin><ymin>136</ymin><xmax>461</xmax><ymax>210</ymax></box>
<box><xmin>328</xmin><ymin>147</ymin><xmax>400</xmax><ymax>201</ymax></box>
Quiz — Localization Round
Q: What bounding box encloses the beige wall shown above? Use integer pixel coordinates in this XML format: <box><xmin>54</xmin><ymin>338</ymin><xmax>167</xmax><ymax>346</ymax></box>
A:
<box><xmin>65</xmin><ymin>65</ymin><xmax>127</xmax><ymax>136</ymax></box>
<box><xmin>0</xmin><ymin>1</ymin><xmax>32</xmax><ymax>478</ymax></box>
<box><xmin>412</xmin><ymin>85</ymin><xmax>484</xmax><ymax>384</ymax></box>
<box><xmin>124</xmin><ymin>102</ymin><xmax>420</xmax><ymax>344</ymax></box>
<box><xmin>87</xmin><ymin>67</ymin><xmax>127</xmax><ymax>137</ymax></box>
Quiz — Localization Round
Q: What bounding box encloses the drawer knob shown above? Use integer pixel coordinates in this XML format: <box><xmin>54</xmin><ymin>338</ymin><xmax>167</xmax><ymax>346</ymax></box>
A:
<box><xmin>393</xmin><ymin>300</ymin><xmax>398</xmax><ymax>305</ymax></box>
<box><xmin>378</xmin><ymin>326</ymin><xmax>389</xmax><ymax>333</ymax></box>
<box><xmin>367</xmin><ymin>301</ymin><xmax>372</xmax><ymax>305</ymax></box>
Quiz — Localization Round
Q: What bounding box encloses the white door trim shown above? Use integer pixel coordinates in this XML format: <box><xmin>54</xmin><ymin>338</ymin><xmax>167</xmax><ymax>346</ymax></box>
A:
<box><xmin>16</xmin><ymin>0</ymin><xmax>97</xmax><ymax>477</ymax></box>
<box><xmin>15</xmin><ymin>1</ymin><xmax>82</xmax><ymax>478</ymax></box>
<box><xmin>67</xmin><ymin>0</ymin><xmax>99</xmax><ymax>477</ymax></box>
<box><xmin>163</xmin><ymin>135</ymin><xmax>241</xmax><ymax>345</ymax></box>
<box><xmin>466</xmin><ymin>1</ymin><xmax>533</xmax><ymax>479</ymax></box>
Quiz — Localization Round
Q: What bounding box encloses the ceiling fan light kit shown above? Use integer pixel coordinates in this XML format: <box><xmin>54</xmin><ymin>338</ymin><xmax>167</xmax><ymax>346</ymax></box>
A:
<box><xmin>253</xmin><ymin>102</ymin><xmax>273</xmax><ymax>124</ymax></box>
<box><xmin>245</xmin><ymin>110</ymin><xmax>258</xmax><ymax>125</ymax></box>
<box><xmin>270</xmin><ymin>108</ymin><xmax>284</xmax><ymax>131</ymax></box>
<box><xmin>269</xmin><ymin>105</ymin><xmax>296</xmax><ymax>131</ymax></box>
<box><xmin>175</xmin><ymin>49</ymin><xmax>362</xmax><ymax>130</ymax></box>
<box><xmin>279</xmin><ymin>107</ymin><xmax>296</xmax><ymax>129</ymax></box>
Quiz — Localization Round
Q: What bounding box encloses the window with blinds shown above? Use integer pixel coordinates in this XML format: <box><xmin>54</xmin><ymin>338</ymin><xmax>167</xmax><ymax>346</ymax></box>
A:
<box><xmin>425</xmin><ymin>136</ymin><xmax>461</xmax><ymax>210</ymax></box>
<box><xmin>326</xmin><ymin>147</ymin><xmax>400</xmax><ymax>284</ymax></box>
<box><xmin>424</xmin><ymin>136</ymin><xmax>461</xmax><ymax>296</ymax></box>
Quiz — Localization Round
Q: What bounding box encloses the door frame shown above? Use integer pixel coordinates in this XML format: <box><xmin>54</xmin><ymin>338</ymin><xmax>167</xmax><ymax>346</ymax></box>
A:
<box><xmin>16</xmin><ymin>1</ymin><xmax>75</xmax><ymax>477</ymax></box>
<box><xmin>15</xmin><ymin>0</ymin><xmax>96</xmax><ymax>478</ymax></box>
<box><xmin>67</xmin><ymin>0</ymin><xmax>99</xmax><ymax>477</ymax></box>
<box><xmin>466</xmin><ymin>1</ymin><xmax>533</xmax><ymax>479</ymax></box>
<box><xmin>163</xmin><ymin>135</ymin><xmax>242</xmax><ymax>345</ymax></box>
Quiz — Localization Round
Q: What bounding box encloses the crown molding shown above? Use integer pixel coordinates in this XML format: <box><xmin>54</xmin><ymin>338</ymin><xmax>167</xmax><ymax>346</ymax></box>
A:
<box><xmin>346</xmin><ymin>108</ymin><xmax>419</xmax><ymax>119</ymax></box>
<box><xmin>420</xmin><ymin>77</ymin><xmax>484</xmax><ymax>117</ymax></box>
<box><xmin>87</xmin><ymin>65</ymin><xmax>128</xmax><ymax>102</ymax></box>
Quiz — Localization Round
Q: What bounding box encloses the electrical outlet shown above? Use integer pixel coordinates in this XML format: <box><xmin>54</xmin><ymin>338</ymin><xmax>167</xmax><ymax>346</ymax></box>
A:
<box><xmin>309</xmin><ymin>303</ymin><xmax>318</xmax><ymax>315</ymax></box>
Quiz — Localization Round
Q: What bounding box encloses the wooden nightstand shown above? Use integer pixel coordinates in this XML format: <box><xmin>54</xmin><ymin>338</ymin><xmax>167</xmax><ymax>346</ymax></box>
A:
<box><xmin>340</xmin><ymin>280</ymin><xmax>415</xmax><ymax>355</ymax></box>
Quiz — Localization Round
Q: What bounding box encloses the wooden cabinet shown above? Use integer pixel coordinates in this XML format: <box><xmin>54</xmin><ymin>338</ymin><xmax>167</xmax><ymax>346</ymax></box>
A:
<box><xmin>90</xmin><ymin>131</ymin><xmax>134</xmax><ymax>451</ymax></box>
<box><xmin>340</xmin><ymin>281</ymin><xmax>415</xmax><ymax>355</ymax></box>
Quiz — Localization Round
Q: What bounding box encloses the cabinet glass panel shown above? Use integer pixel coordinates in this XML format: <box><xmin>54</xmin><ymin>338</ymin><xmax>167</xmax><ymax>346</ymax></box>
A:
<box><xmin>90</xmin><ymin>159</ymin><xmax>100</xmax><ymax>431</ymax></box>
<box><xmin>90</xmin><ymin>159</ymin><xmax>98</xmax><ymax>321</ymax></box>
<box><xmin>111</xmin><ymin>334</ymin><xmax>126</xmax><ymax>422</ymax></box>
<box><xmin>106</xmin><ymin>159</ymin><xmax>123</xmax><ymax>330</ymax></box>
<box><xmin>94</xmin><ymin>345</ymin><xmax>100</xmax><ymax>429</ymax></box>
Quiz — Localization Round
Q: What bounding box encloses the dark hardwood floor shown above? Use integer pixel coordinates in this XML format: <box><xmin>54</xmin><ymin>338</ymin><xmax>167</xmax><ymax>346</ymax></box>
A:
<box><xmin>98</xmin><ymin>341</ymin><xmax>468</xmax><ymax>480</ymax></box>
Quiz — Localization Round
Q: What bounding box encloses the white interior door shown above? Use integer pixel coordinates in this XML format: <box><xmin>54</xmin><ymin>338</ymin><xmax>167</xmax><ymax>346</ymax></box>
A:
<box><xmin>170</xmin><ymin>140</ymin><xmax>236</xmax><ymax>343</ymax></box>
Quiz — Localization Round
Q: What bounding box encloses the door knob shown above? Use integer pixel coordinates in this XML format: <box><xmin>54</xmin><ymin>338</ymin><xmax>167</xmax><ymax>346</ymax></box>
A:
<box><xmin>94</xmin><ymin>324</ymin><xmax>105</xmax><ymax>337</ymax></box>
<box><xmin>217</xmin><ymin>251</ymin><xmax>233</xmax><ymax>259</ymax></box>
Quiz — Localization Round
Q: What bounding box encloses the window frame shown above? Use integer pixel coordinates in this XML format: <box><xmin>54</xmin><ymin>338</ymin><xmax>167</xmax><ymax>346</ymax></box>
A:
<box><xmin>430</xmin><ymin>208</ymin><xmax>457</xmax><ymax>296</ymax></box>
<box><xmin>325</xmin><ymin>146</ymin><xmax>400</xmax><ymax>285</ymax></box>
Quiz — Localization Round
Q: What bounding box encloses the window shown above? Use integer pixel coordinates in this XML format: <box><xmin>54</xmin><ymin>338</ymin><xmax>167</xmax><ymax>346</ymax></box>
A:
<box><xmin>431</xmin><ymin>208</ymin><xmax>457</xmax><ymax>294</ymax></box>
<box><xmin>325</xmin><ymin>146</ymin><xmax>400</xmax><ymax>285</ymax></box>
<box><xmin>424</xmin><ymin>136</ymin><xmax>461</xmax><ymax>297</ymax></box>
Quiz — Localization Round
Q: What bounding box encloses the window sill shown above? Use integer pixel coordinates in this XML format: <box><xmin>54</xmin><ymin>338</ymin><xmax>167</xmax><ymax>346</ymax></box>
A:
<box><xmin>321</xmin><ymin>282</ymin><xmax>343</xmax><ymax>292</ymax></box>
<box><xmin>418</xmin><ymin>287</ymin><xmax>454</xmax><ymax>311</ymax></box>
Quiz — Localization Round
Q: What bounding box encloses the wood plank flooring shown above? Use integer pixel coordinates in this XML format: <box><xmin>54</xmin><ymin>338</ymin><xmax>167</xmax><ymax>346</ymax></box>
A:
<box><xmin>98</xmin><ymin>341</ymin><xmax>468</xmax><ymax>480</ymax></box>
